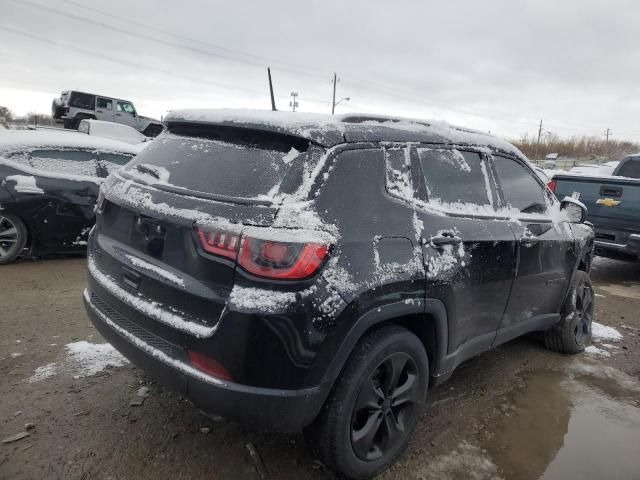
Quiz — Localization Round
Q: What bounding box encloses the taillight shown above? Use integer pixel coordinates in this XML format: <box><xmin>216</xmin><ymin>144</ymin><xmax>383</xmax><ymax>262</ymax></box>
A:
<box><xmin>187</xmin><ymin>350</ymin><xmax>232</xmax><ymax>381</ymax></box>
<box><xmin>239</xmin><ymin>237</ymin><xmax>329</xmax><ymax>280</ymax></box>
<box><xmin>196</xmin><ymin>225</ymin><xmax>331</xmax><ymax>279</ymax></box>
<box><xmin>547</xmin><ymin>179</ymin><xmax>557</xmax><ymax>192</ymax></box>
<box><xmin>196</xmin><ymin>227</ymin><xmax>241</xmax><ymax>260</ymax></box>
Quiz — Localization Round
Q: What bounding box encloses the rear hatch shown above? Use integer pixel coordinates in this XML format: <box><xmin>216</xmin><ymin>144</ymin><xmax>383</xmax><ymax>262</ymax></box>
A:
<box><xmin>93</xmin><ymin>123</ymin><xmax>323</xmax><ymax>336</ymax></box>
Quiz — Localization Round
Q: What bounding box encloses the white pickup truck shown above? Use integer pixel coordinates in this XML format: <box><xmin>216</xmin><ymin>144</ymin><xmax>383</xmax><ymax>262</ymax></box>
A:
<box><xmin>52</xmin><ymin>91</ymin><xmax>164</xmax><ymax>137</ymax></box>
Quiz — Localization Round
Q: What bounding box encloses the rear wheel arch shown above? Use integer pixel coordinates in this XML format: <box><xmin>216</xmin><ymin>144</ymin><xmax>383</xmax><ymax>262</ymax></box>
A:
<box><xmin>321</xmin><ymin>299</ymin><xmax>448</xmax><ymax>387</ymax></box>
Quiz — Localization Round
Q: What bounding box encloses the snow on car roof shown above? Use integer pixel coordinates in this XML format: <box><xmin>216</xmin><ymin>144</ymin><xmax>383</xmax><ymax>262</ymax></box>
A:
<box><xmin>79</xmin><ymin>119</ymin><xmax>147</xmax><ymax>145</ymax></box>
<box><xmin>164</xmin><ymin>108</ymin><xmax>525</xmax><ymax>156</ymax></box>
<box><xmin>0</xmin><ymin>129</ymin><xmax>141</xmax><ymax>154</ymax></box>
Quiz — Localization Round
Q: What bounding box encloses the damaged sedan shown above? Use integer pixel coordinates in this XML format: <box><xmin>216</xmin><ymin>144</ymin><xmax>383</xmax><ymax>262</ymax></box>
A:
<box><xmin>0</xmin><ymin>129</ymin><xmax>141</xmax><ymax>264</ymax></box>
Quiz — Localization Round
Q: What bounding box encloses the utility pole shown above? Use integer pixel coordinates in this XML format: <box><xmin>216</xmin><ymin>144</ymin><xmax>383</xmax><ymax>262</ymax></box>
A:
<box><xmin>331</xmin><ymin>72</ymin><xmax>337</xmax><ymax>115</ymax></box>
<box><xmin>289</xmin><ymin>92</ymin><xmax>299</xmax><ymax>112</ymax></box>
<box><xmin>267</xmin><ymin>67</ymin><xmax>277</xmax><ymax>111</ymax></box>
<box><xmin>604</xmin><ymin>128</ymin><xmax>612</xmax><ymax>160</ymax></box>
<box><xmin>535</xmin><ymin>119</ymin><xmax>543</xmax><ymax>160</ymax></box>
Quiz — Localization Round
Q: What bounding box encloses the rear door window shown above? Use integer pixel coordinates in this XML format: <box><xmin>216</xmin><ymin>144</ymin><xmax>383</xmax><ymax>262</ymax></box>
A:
<box><xmin>30</xmin><ymin>149</ymin><xmax>99</xmax><ymax>178</ymax></box>
<box><xmin>417</xmin><ymin>148</ymin><xmax>493</xmax><ymax>208</ymax></box>
<box><xmin>124</xmin><ymin>127</ymin><xmax>314</xmax><ymax>201</ymax></box>
<box><xmin>493</xmin><ymin>155</ymin><xmax>547</xmax><ymax>214</ymax></box>
<box><xmin>97</xmin><ymin>97</ymin><xmax>112</xmax><ymax>110</ymax></box>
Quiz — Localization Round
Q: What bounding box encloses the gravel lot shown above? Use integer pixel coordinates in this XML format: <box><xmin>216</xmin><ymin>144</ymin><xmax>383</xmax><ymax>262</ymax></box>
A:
<box><xmin>1</xmin><ymin>256</ymin><xmax>639</xmax><ymax>480</ymax></box>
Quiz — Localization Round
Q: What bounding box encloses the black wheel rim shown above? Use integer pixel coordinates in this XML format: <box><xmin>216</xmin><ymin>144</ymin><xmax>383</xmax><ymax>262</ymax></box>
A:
<box><xmin>574</xmin><ymin>283</ymin><xmax>593</xmax><ymax>345</ymax></box>
<box><xmin>0</xmin><ymin>216</ymin><xmax>19</xmax><ymax>260</ymax></box>
<box><xmin>350</xmin><ymin>352</ymin><xmax>419</xmax><ymax>461</ymax></box>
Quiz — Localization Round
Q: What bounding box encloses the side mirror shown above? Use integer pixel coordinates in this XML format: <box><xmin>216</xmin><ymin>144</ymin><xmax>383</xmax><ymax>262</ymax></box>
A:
<box><xmin>560</xmin><ymin>196</ymin><xmax>587</xmax><ymax>223</ymax></box>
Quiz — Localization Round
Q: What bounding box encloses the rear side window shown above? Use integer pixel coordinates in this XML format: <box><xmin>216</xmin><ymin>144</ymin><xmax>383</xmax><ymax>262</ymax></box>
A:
<box><xmin>417</xmin><ymin>148</ymin><xmax>492</xmax><ymax>206</ymax></box>
<box><xmin>69</xmin><ymin>92</ymin><xmax>94</xmax><ymax>110</ymax></box>
<box><xmin>124</xmin><ymin>127</ymin><xmax>314</xmax><ymax>200</ymax></box>
<box><xmin>30</xmin><ymin>149</ymin><xmax>98</xmax><ymax>177</ymax></box>
<box><xmin>615</xmin><ymin>159</ymin><xmax>640</xmax><ymax>178</ymax></box>
<box><xmin>493</xmin><ymin>155</ymin><xmax>547</xmax><ymax>213</ymax></box>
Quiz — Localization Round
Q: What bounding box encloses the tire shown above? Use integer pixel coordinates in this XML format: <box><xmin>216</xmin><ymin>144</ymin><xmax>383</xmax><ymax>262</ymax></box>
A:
<box><xmin>544</xmin><ymin>270</ymin><xmax>594</xmax><ymax>354</ymax></box>
<box><xmin>304</xmin><ymin>326</ymin><xmax>428</xmax><ymax>479</ymax></box>
<box><xmin>0</xmin><ymin>214</ymin><xmax>28</xmax><ymax>265</ymax></box>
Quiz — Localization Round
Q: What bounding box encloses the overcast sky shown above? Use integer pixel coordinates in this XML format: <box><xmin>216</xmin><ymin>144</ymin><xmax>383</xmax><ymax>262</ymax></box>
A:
<box><xmin>2</xmin><ymin>0</ymin><xmax>639</xmax><ymax>141</ymax></box>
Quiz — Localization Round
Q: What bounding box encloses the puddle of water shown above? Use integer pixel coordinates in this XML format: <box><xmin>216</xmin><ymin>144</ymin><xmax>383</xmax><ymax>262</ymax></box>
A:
<box><xmin>483</xmin><ymin>368</ymin><xmax>640</xmax><ymax>480</ymax></box>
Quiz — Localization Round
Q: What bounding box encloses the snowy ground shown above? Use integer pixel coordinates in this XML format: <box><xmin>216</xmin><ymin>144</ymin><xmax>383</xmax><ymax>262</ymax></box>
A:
<box><xmin>1</xmin><ymin>256</ymin><xmax>639</xmax><ymax>479</ymax></box>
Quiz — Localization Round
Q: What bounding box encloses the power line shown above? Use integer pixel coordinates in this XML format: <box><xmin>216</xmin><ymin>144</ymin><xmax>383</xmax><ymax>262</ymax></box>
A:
<box><xmin>2</xmin><ymin>0</ymin><xmax>583</xmax><ymax>129</ymax></box>
<box><xmin>58</xmin><ymin>0</ymin><xmax>329</xmax><ymax>80</ymax></box>
<box><xmin>5</xmin><ymin>0</ymin><xmax>640</xmax><ymax>137</ymax></box>
<box><xmin>10</xmin><ymin>0</ymin><xmax>328</xmax><ymax>81</ymax></box>
<box><xmin>0</xmin><ymin>24</ymin><xmax>327</xmax><ymax>107</ymax></box>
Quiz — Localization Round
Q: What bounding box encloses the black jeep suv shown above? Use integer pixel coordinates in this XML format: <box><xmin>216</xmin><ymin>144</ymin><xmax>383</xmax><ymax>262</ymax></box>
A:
<box><xmin>83</xmin><ymin>110</ymin><xmax>595</xmax><ymax>479</ymax></box>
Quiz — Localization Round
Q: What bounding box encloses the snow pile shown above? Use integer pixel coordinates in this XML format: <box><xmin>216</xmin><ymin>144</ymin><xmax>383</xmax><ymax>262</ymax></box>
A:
<box><xmin>80</xmin><ymin>119</ymin><xmax>147</xmax><ymax>145</ymax></box>
<box><xmin>0</xmin><ymin>129</ymin><xmax>141</xmax><ymax>153</ymax></box>
<box><xmin>64</xmin><ymin>341</ymin><xmax>128</xmax><ymax>377</ymax></box>
<box><xmin>27</xmin><ymin>342</ymin><xmax>128</xmax><ymax>383</ymax></box>
<box><xmin>592</xmin><ymin>322</ymin><xmax>623</xmax><ymax>342</ymax></box>
<box><xmin>584</xmin><ymin>321</ymin><xmax>623</xmax><ymax>359</ymax></box>
<box><xmin>585</xmin><ymin>345</ymin><xmax>611</xmax><ymax>357</ymax></box>
<box><xmin>28</xmin><ymin>363</ymin><xmax>57</xmax><ymax>383</ymax></box>
<box><xmin>125</xmin><ymin>254</ymin><xmax>185</xmax><ymax>288</ymax></box>
<box><xmin>5</xmin><ymin>174</ymin><xmax>44</xmax><ymax>194</ymax></box>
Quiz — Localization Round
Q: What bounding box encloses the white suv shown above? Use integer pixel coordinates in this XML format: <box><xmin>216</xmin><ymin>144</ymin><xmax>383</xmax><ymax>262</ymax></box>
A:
<box><xmin>52</xmin><ymin>91</ymin><xmax>164</xmax><ymax>137</ymax></box>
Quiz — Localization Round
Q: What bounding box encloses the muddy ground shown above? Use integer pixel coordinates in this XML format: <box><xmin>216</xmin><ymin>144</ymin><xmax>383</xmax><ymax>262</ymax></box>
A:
<box><xmin>1</xmin><ymin>256</ymin><xmax>639</xmax><ymax>480</ymax></box>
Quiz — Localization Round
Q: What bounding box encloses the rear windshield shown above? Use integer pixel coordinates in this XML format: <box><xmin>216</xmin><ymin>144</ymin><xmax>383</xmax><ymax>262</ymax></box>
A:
<box><xmin>124</xmin><ymin>126</ymin><xmax>315</xmax><ymax>200</ymax></box>
<box><xmin>616</xmin><ymin>159</ymin><xmax>640</xmax><ymax>178</ymax></box>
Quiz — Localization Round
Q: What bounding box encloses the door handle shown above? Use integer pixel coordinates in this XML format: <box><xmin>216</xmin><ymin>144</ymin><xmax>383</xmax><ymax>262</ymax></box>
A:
<box><xmin>429</xmin><ymin>234</ymin><xmax>463</xmax><ymax>247</ymax></box>
<box><xmin>520</xmin><ymin>236</ymin><xmax>539</xmax><ymax>246</ymax></box>
<box><xmin>96</xmin><ymin>109</ymin><xmax>103</xmax><ymax>113</ymax></box>
<box><xmin>115</xmin><ymin>113</ymin><xmax>122</xmax><ymax>116</ymax></box>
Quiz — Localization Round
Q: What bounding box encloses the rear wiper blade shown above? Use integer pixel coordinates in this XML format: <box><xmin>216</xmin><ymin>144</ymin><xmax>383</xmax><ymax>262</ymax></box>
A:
<box><xmin>134</xmin><ymin>164</ymin><xmax>160</xmax><ymax>179</ymax></box>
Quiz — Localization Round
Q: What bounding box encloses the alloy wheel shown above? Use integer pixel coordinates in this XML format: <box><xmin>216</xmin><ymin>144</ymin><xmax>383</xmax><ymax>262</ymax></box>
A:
<box><xmin>0</xmin><ymin>215</ymin><xmax>20</xmax><ymax>260</ymax></box>
<box><xmin>350</xmin><ymin>352</ymin><xmax>419</xmax><ymax>461</ymax></box>
<box><xmin>574</xmin><ymin>283</ymin><xmax>593</xmax><ymax>345</ymax></box>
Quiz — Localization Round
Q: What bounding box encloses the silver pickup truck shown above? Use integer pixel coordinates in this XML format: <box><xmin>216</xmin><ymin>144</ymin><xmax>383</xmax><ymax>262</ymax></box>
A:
<box><xmin>52</xmin><ymin>91</ymin><xmax>164</xmax><ymax>137</ymax></box>
<box><xmin>551</xmin><ymin>154</ymin><xmax>640</xmax><ymax>260</ymax></box>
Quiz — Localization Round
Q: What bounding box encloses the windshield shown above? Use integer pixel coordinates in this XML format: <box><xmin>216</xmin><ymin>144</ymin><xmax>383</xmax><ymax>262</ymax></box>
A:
<box><xmin>123</xmin><ymin>126</ymin><xmax>314</xmax><ymax>201</ymax></box>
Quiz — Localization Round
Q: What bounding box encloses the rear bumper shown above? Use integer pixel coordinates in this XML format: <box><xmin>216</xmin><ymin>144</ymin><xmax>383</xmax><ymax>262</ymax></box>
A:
<box><xmin>595</xmin><ymin>233</ymin><xmax>640</xmax><ymax>258</ymax></box>
<box><xmin>83</xmin><ymin>288</ymin><xmax>330</xmax><ymax>432</ymax></box>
